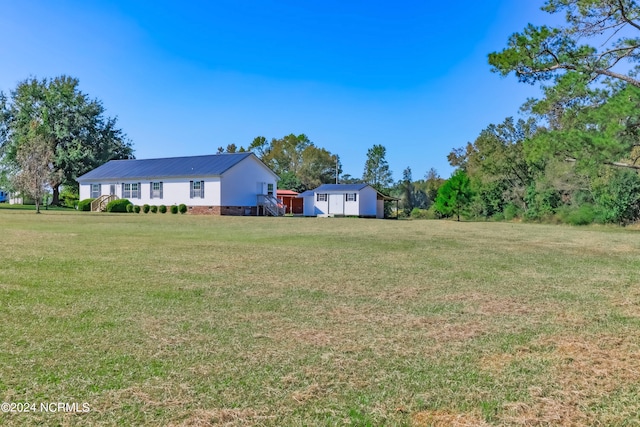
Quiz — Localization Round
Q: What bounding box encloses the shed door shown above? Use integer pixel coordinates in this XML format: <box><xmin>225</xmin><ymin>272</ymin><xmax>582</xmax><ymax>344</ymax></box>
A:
<box><xmin>329</xmin><ymin>194</ymin><xmax>344</xmax><ymax>215</ymax></box>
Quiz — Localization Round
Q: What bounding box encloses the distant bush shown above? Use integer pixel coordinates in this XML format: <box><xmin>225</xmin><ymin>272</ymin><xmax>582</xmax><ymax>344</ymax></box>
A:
<box><xmin>178</xmin><ymin>204</ymin><xmax>187</xmax><ymax>214</ymax></box>
<box><xmin>150</xmin><ymin>205</ymin><xmax>158</xmax><ymax>213</ymax></box>
<box><xmin>503</xmin><ymin>204</ymin><xmax>520</xmax><ymax>221</ymax></box>
<box><xmin>171</xmin><ymin>205</ymin><xmax>179</xmax><ymax>214</ymax></box>
<box><xmin>556</xmin><ymin>204</ymin><xmax>597</xmax><ymax>226</ymax></box>
<box><xmin>143</xmin><ymin>204</ymin><xmax>150</xmax><ymax>214</ymax></box>
<box><xmin>410</xmin><ymin>207</ymin><xmax>433</xmax><ymax>219</ymax></box>
<box><xmin>77</xmin><ymin>198</ymin><xmax>95</xmax><ymax>211</ymax></box>
<box><xmin>126</xmin><ymin>203</ymin><xmax>134</xmax><ymax>213</ymax></box>
<box><xmin>159</xmin><ymin>205</ymin><xmax>167</xmax><ymax>214</ymax></box>
<box><xmin>491</xmin><ymin>212</ymin><xmax>505</xmax><ymax>221</ymax></box>
<box><xmin>60</xmin><ymin>187</ymin><xmax>79</xmax><ymax>208</ymax></box>
<box><xmin>106</xmin><ymin>198</ymin><xmax>132</xmax><ymax>213</ymax></box>
<box><xmin>411</xmin><ymin>206</ymin><xmax>441</xmax><ymax>219</ymax></box>
<box><xmin>134</xmin><ymin>205</ymin><xmax>141</xmax><ymax>213</ymax></box>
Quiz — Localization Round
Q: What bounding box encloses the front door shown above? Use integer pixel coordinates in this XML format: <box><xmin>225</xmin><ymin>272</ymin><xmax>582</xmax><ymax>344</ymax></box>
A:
<box><xmin>110</xmin><ymin>184</ymin><xmax>116</xmax><ymax>196</ymax></box>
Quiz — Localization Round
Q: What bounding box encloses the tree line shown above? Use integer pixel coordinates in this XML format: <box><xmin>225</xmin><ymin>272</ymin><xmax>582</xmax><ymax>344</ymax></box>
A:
<box><xmin>427</xmin><ymin>0</ymin><xmax>640</xmax><ymax>225</ymax></box>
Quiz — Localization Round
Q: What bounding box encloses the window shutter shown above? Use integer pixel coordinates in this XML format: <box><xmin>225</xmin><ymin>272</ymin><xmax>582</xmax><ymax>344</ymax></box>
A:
<box><xmin>150</xmin><ymin>182</ymin><xmax>153</xmax><ymax>199</ymax></box>
<box><xmin>190</xmin><ymin>181</ymin><xmax>194</xmax><ymax>199</ymax></box>
<box><xmin>98</xmin><ymin>184</ymin><xmax>101</xmax><ymax>196</ymax></box>
<box><xmin>122</xmin><ymin>183</ymin><xmax>125</xmax><ymax>198</ymax></box>
<box><xmin>200</xmin><ymin>181</ymin><xmax>205</xmax><ymax>198</ymax></box>
<box><xmin>138</xmin><ymin>182</ymin><xmax>142</xmax><ymax>199</ymax></box>
<box><xmin>160</xmin><ymin>182</ymin><xmax>163</xmax><ymax>199</ymax></box>
<box><xmin>354</xmin><ymin>193</ymin><xmax>357</xmax><ymax>202</ymax></box>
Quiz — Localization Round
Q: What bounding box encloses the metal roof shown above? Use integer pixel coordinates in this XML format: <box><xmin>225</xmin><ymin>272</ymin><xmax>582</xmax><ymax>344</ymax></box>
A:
<box><xmin>313</xmin><ymin>183</ymin><xmax>369</xmax><ymax>192</ymax></box>
<box><xmin>77</xmin><ymin>152</ymin><xmax>257</xmax><ymax>181</ymax></box>
<box><xmin>297</xmin><ymin>183</ymin><xmax>399</xmax><ymax>201</ymax></box>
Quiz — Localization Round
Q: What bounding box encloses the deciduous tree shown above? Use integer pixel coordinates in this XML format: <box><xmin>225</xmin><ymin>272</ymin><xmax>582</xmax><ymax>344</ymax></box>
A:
<box><xmin>247</xmin><ymin>133</ymin><xmax>339</xmax><ymax>191</ymax></box>
<box><xmin>13</xmin><ymin>132</ymin><xmax>57</xmax><ymax>213</ymax></box>
<box><xmin>0</xmin><ymin>76</ymin><xmax>133</xmax><ymax>205</ymax></box>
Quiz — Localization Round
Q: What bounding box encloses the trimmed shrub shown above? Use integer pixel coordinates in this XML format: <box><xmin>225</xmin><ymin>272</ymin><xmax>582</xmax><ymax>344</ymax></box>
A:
<box><xmin>150</xmin><ymin>205</ymin><xmax>158</xmax><ymax>213</ymax></box>
<box><xmin>134</xmin><ymin>205</ymin><xmax>141</xmax><ymax>213</ymax></box>
<box><xmin>77</xmin><ymin>198</ymin><xmax>95</xmax><ymax>211</ymax></box>
<box><xmin>178</xmin><ymin>204</ymin><xmax>187</xmax><ymax>214</ymax></box>
<box><xmin>126</xmin><ymin>203</ymin><xmax>134</xmax><ymax>213</ymax></box>
<box><xmin>159</xmin><ymin>205</ymin><xmax>167</xmax><ymax>214</ymax></box>
<box><xmin>106</xmin><ymin>198</ymin><xmax>132</xmax><ymax>213</ymax></box>
<box><xmin>170</xmin><ymin>205</ymin><xmax>179</xmax><ymax>214</ymax></box>
<box><xmin>143</xmin><ymin>204</ymin><xmax>150</xmax><ymax>214</ymax></box>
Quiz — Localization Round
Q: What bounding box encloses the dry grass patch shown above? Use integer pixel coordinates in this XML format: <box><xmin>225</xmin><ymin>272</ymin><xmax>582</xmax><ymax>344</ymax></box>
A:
<box><xmin>483</xmin><ymin>333</ymin><xmax>640</xmax><ymax>425</ymax></box>
<box><xmin>173</xmin><ymin>408</ymin><xmax>276</xmax><ymax>427</ymax></box>
<box><xmin>412</xmin><ymin>409</ymin><xmax>491</xmax><ymax>426</ymax></box>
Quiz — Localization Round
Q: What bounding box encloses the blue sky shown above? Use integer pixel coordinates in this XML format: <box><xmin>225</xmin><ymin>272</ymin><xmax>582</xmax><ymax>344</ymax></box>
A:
<box><xmin>1</xmin><ymin>0</ymin><xmax>548</xmax><ymax>181</ymax></box>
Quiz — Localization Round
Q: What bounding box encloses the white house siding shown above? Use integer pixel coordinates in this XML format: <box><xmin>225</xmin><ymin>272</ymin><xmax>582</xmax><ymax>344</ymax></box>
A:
<box><xmin>344</xmin><ymin>195</ymin><xmax>359</xmax><ymax>216</ymax></box>
<box><xmin>358</xmin><ymin>187</ymin><xmax>379</xmax><ymax>217</ymax></box>
<box><xmin>302</xmin><ymin>196</ymin><xmax>315</xmax><ymax>216</ymax></box>
<box><xmin>314</xmin><ymin>197</ymin><xmax>329</xmax><ymax>215</ymax></box>
<box><xmin>220</xmin><ymin>156</ymin><xmax>278</xmax><ymax>206</ymax></box>
<box><xmin>376</xmin><ymin>200</ymin><xmax>384</xmax><ymax>219</ymax></box>
<box><xmin>80</xmin><ymin>178</ymin><xmax>222</xmax><ymax>206</ymax></box>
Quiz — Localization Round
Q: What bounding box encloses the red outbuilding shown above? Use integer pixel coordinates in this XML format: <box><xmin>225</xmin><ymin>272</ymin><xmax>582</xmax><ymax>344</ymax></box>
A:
<box><xmin>277</xmin><ymin>189</ymin><xmax>303</xmax><ymax>214</ymax></box>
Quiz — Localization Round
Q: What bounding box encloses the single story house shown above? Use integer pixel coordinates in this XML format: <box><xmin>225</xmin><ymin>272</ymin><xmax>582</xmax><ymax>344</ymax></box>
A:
<box><xmin>277</xmin><ymin>189</ymin><xmax>303</xmax><ymax>214</ymax></box>
<box><xmin>76</xmin><ymin>152</ymin><xmax>282</xmax><ymax>215</ymax></box>
<box><xmin>297</xmin><ymin>183</ymin><xmax>398</xmax><ymax>218</ymax></box>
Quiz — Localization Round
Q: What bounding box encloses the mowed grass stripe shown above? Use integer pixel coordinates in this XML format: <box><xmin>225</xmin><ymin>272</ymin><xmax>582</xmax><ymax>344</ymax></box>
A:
<box><xmin>0</xmin><ymin>210</ymin><xmax>639</xmax><ymax>425</ymax></box>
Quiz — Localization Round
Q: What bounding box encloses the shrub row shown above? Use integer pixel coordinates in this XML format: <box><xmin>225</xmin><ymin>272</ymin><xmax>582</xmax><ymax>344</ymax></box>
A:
<box><xmin>132</xmin><ymin>204</ymin><xmax>182</xmax><ymax>214</ymax></box>
<box><xmin>81</xmin><ymin>199</ymin><xmax>189</xmax><ymax>214</ymax></box>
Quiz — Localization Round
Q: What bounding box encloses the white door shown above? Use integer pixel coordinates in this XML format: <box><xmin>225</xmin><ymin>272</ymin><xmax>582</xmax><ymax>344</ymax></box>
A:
<box><xmin>329</xmin><ymin>194</ymin><xmax>344</xmax><ymax>215</ymax></box>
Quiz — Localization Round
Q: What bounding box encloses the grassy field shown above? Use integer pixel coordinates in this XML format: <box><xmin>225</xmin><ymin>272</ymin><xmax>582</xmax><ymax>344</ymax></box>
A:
<box><xmin>1</xmin><ymin>209</ymin><xmax>639</xmax><ymax>426</ymax></box>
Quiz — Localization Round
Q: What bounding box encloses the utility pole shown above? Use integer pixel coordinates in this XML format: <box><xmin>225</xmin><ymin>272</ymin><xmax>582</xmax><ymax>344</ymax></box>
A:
<box><xmin>335</xmin><ymin>155</ymin><xmax>340</xmax><ymax>184</ymax></box>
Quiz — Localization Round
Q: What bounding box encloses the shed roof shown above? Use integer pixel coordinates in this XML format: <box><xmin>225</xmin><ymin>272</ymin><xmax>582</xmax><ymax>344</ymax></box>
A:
<box><xmin>313</xmin><ymin>183</ymin><xmax>369</xmax><ymax>192</ymax></box>
<box><xmin>297</xmin><ymin>183</ymin><xmax>399</xmax><ymax>200</ymax></box>
<box><xmin>77</xmin><ymin>152</ymin><xmax>257</xmax><ymax>181</ymax></box>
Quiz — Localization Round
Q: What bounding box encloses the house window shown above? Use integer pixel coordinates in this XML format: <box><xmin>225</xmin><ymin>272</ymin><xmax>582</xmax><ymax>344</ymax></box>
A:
<box><xmin>317</xmin><ymin>193</ymin><xmax>327</xmax><ymax>202</ymax></box>
<box><xmin>190</xmin><ymin>180</ymin><xmax>204</xmax><ymax>198</ymax></box>
<box><xmin>123</xmin><ymin>183</ymin><xmax>140</xmax><ymax>199</ymax></box>
<box><xmin>91</xmin><ymin>184</ymin><xmax>101</xmax><ymax>198</ymax></box>
<box><xmin>267</xmin><ymin>183</ymin><xmax>274</xmax><ymax>196</ymax></box>
<box><xmin>346</xmin><ymin>193</ymin><xmax>357</xmax><ymax>202</ymax></box>
<box><xmin>151</xmin><ymin>182</ymin><xmax>163</xmax><ymax>199</ymax></box>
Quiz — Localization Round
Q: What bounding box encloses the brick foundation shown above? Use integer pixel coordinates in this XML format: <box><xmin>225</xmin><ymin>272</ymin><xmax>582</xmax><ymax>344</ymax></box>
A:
<box><xmin>187</xmin><ymin>206</ymin><xmax>221</xmax><ymax>215</ymax></box>
<box><xmin>186</xmin><ymin>205</ymin><xmax>256</xmax><ymax>216</ymax></box>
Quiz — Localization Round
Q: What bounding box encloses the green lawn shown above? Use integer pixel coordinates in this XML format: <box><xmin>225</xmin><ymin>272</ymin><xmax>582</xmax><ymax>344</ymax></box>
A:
<box><xmin>1</xmin><ymin>210</ymin><xmax>639</xmax><ymax>426</ymax></box>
